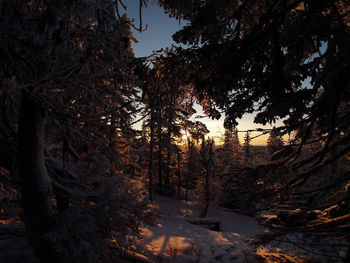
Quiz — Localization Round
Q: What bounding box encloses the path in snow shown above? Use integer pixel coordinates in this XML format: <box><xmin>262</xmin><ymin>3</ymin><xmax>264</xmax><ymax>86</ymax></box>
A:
<box><xmin>140</xmin><ymin>194</ymin><xmax>264</xmax><ymax>263</ymax></box>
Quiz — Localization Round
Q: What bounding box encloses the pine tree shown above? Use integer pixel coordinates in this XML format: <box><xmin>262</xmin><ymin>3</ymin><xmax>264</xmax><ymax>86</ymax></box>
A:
<box><xmin>243</xmin><ymin>131</ymin><xmax>251</xmax><ymax>166</ymax></box>
<box><xmin>158</xmin><ymin>0</ymin><xmax>350</xmax><ymax>258</ymax></box>
<box><xmin>0</xmin><ymin>2</ymin><xmax>153</xmax><ymax>262</ymax></box>
<box><xmin>217</xmin><ymin>128</ymin><xmax>235</xmax><ymax>174</ymax></box>
<box><xmin>223</xmin><ymin>129</ymin><xmax>233</xmax><ymax>150</ymax></box>
<box><xmin>267</xmin><ymin>127</ymin><xmax>284</xmax><ymax>157</ymax></box>
<box><xmin>200</xmin><ymin>138</ymin><xmax>215</xmax><ymax>218</ymax></box>
<box><xmin>140</xmin><ymin>52</ymin><xmax>198</xmax><ymax>197</ymax></box>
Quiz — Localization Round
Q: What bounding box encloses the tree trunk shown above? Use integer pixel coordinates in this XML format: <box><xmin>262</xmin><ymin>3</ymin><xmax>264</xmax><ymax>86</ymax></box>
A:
<box><xmin>186</xmin><ymin>137</ymin><xmax>191</xmax><ymax>202</ymax></box>
<box><xmin>177</xmin><ymin>150</ymin><xmax>181</xmax><ymax>199</ymax></box>
<box><xmin>165</xmin><ymin>106</ymin><xmax>173</xmax><ymax>185</ymax></box>
<box><xmin>157</xmin><ymin>110</ymin><xmax>163</xmax><ymax>194</ymax></box>
<box><xmin>17</xmin><ymin>90</ymin><xmax>58</xmax><ymax>263</ymax></box>
<box><xmin>109</xmin><ymin>115</ymin><xmax>117</xmax><ymax>176</ymax></box>
<box><xmin>148</xmin><ymin>111</ymin><xmax>154</xmax><ymax>202</ymax></box>
<box><xmin>344</xmin><ymin>236</ymin><xmax>350</xmax><ymax>263</ymax></box>
<box><xmin>56</xmin><ymin>128</ymin><xmax>71</xmax><ymax>212</ymax></box>
<box><xmin>165</xmin><ymin>129</ymin><xmax>171</xmax><ymax>185</ymax></box>
<box><xmin>201</xmin><ymin>140</ymin><xmax>213</xmax><ymax>218</ymax></box>
<box><xmin>201</xmin><ymin>169</ymin><xmax>210</xmax><ymax>218</ymax></box>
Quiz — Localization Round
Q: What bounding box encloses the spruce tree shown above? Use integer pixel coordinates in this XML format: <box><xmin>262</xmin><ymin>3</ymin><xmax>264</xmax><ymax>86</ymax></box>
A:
<box><xmin>267</xmin><ymin>127</ymin><xmax>284</xmax><ymax>157</ymax></box>
<box><xmin>158</xmin><ymin>0</ymin><xmax>350</xmax><ymax>258</ymax></box>
<box><xmin>0</xmin><ymin>2</ymin><xmax>153</xmax><ymax>261</ymax></box>
<box><xmin>243</xmin><ymin>131</ymin><xmax>252</xmax><ymax>166</ymax></box>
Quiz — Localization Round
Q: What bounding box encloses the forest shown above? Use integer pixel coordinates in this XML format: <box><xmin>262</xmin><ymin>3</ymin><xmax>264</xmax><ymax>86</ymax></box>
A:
<box><xmin>0</xmin><ymin>0</ymin><xmax>349</xmax><ymax>262</ymax></box>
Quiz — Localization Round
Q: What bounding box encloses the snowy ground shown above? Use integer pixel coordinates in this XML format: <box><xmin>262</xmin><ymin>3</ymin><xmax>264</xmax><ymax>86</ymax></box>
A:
<box><xmin>140</xmin><ymin>195</ymin><xmax>264</xmax><ymax>263</ymax></box>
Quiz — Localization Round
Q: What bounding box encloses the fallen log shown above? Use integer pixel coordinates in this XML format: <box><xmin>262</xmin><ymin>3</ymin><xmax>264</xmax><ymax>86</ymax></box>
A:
<box><xmin>185</xmin><ymin>218</ymin><xmax>221</xmax><ymax>231</ymax></box>
<box><xmin>120</xmin><ymin>251</ymin><xmax>155</xmax><ymax>263</ymax></box>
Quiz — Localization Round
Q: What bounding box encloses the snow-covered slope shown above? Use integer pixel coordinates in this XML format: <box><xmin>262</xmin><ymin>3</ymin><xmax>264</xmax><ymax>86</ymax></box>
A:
<box><xmin>140</xmin><ymin>195</ymin><xmax>264</xmax><ymax>263</ymax></box>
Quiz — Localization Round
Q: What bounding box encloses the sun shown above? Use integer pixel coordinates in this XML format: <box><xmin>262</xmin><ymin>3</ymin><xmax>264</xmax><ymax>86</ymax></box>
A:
<box><xmin>180</xmin><ymin>129</ymin><xmax>191</xmax><ymax>142</ymax></box>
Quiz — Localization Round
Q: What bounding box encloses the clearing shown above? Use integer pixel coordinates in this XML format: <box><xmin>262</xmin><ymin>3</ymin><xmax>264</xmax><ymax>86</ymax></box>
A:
<box><xmin>140</xmin><ymin>194</ymin><xmax>264</xmax><ymax>263</ymax></box>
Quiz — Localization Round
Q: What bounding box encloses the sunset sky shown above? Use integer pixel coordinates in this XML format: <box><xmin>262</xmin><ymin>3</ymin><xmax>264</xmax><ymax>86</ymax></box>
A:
<box><xmin>123</xmin><ymin>1</ymin><xmax>279</xmax><ymax>145</ymax></box>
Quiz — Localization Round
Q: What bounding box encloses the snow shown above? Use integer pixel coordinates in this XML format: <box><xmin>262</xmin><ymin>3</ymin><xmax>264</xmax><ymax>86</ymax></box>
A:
<box><xmin>140</xmin><ymin>194</ymin><xmax>264</xmax><ymax>263</ymax></box>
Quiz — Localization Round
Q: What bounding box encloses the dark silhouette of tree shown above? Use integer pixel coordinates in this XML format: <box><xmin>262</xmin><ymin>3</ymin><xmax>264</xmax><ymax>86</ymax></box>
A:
<box><xmin>148</xmin><ymin>109</ymin><xmax>155</xmax><ymax>201</ymax></box>
<box><xmin>267</xmin><ymin>127</ymin><xmax>284</xmax><ymax>157</ymax></box>
<box><xmin>223</xmin><ymin>129</ymin><xmax>234</xmax><ymax>150</ymax></box>
<box><xmin>158</xmin><ymin>0</ymin><xmax>350</xmax><ymax>259</ymax></box>
<box><xmin>159</xmin><ymin>0</ymin><xmax>349</xmax><ymax>163</ymax></box>
<box><xmin>140</xmin><ymin>50</ymin><xmax>201</xmax><ymax>198</ymax></box>
<box><xmin>200</xmin><ymin>138</ymin><xmax>215</xmax><ymax>218</ymax></box>
<box><xmin>243</xmin><ymin>131</ymin><xmax>252</xmax><ymax>165</ymax></box>
<box><xmin>221</xmin><ymin>127</ymin><xmax>243</xmax><ymax>171</ymax></box>
<box><xmin>231</xmin><ymin>127</ymin><xmax>242</xmax><ymax>157</ymax></box>
<box><xmin>176</xmin><ymin>148</ymin><xmax>183</xmax><ymax>199</ymax></box>
<box><xmin>0</xmin><ymin>1</ymin><xmax>155</xmax><ymax>262</ymax></box>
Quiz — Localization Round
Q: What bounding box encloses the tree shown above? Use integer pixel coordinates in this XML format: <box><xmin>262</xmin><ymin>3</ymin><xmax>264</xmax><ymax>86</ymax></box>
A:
<box><xmin>243</xmin><ymin>131</ymin><xmax>252</xmax><ymax>166</ymax></box>
<box><xmin>174</xmin><ymin>118</ymin><xmax>209</xmax><ymax>201</ymax></box>
<box><xmin>140</xmin><ymin>50</ymin><xmax>200</xmax><ymax>197</ymax></box>
<box><xmin>158</xmin><ymin>0</ymin><xmax>350</xmax><ymax>259</ymax></box>
<box><xmin>200</xmin><ymin>138</ymin><xmax>215</xmax><ymax>218</ymax></box>
<box><xmin>0</xmin><ymin>1</ymin><xmax>153</xmax><ymax>262</ymax></box>
<box><xmin>267</xmin><ymin>127</ymin><xmax>284</xmax><ymax>157</ymax></box>
<box><xmin>159</xmin><ymin>0</ymin><xmax>349</xmax><ymax>164</ymax></box>
<box><xmin>231</xmin><ymin>127</ymin><xmax>242</xmax><ymax>156</ymax></box>
<box><xmin>148</xmin><ymin>110</ymin><xmax>155</xmax><ymax>201</ymax></box>
<box><xmin>216</xmin><ymin>127</ymin><xmax>242</xmax><ymax>177</ymax></box>
<box><xmin>223</xmin><ymin>129</ymin><xmax>234</xmax><ymax>150</ymax></box>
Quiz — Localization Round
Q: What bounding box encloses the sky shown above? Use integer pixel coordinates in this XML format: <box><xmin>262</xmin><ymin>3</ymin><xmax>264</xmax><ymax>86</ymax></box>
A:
<box><xmin>122</xmin><ymin>1</ymin><xmax>184</xmax><ymax>57</ymax></box>
<box><xmin>121</xmin><ymin>1</ymin><xmax>277</xmax><ymax>145</ymax></box>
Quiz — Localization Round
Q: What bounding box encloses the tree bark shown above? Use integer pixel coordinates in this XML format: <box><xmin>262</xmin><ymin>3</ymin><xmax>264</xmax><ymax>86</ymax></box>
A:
<box><xmin>201</xmin><ymin>140</ymin><xmax>213</xmax><ymax>218</ymax></box>
<box><xmin>109</xmin><ymin>115</ymin><xmax>117</xmax><ymax>176</ymax></box>
<box><xmin>148</xmin><ymin>111</ymin><xmax>154</xmax><ymax>202</ymax></box>
<box><xmin>157</xmin><ymin>109</ymin><xmax>163</xmax><ymax>194</ymax></box>
<box><xmin>165</xmin><ymin>107</ymin><xmax>173</xmax><ymax>185</ymax></box>
<box><xmin>177</xmin><ymin>150</ymin><xmax>181</xmax><ymax>199</ymax></box>
<box><xmin>17</xmin><ymin>90</ymin><xmax>58</xmax><ymax>263</ymax></box>
<box><xmin>186</xmin><ymin>137</ymin><xmax>191</xmax><ymax>202</ymax></box>
<box><xmin>201</xmin><ymin>168</ymin><xmax>210</xmax><ymax>218</ymax></box>
<box><xmin>165</xmin><ymin>129</ymin><xmax>171</xmax><ymax>185</ymax></box>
